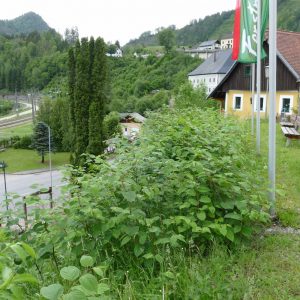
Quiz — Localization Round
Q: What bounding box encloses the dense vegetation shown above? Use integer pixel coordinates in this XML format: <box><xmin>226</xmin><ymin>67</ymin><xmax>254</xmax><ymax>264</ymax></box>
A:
<box><xmin>126</xmin><ymin>0</ymin><xmax>300</xmax><ymax>48</ymax></box>
<box><xmin>0</xmin><ymin>30</ymin><xmax>68</xmax><ymax>92</ymax></box>
<box><xmin>0</xmin><ymin>106</ymin><xmax>268</xmax><ymax>298</ymax></box>
<box><xmin>0</xmin><ymin>12</ymin><xmax>50</xmax><ymax>36</ymax></box>
<box><xmin>0</xmin><ymin>99</ymin><xmax>13</xmax><ymax>115</ymax></box>
<box><xmin>109</xmin><ymin>52</ymin><xmax>201</xmax><ymax>114</ymax></box>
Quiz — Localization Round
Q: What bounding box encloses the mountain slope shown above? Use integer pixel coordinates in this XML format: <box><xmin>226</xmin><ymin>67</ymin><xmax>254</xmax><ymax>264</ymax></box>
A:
<box><xmin>126</xmin><ymin>0</ymin><xmax>300</xmax><ymax>48</ymax></box>
<box><xmin>0</xmin><ymin>12</ymin><xmax>51</xmax><ymax>36</ymax></box>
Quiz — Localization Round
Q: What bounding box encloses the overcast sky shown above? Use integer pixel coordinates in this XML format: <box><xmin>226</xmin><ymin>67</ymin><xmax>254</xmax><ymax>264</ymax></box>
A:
<box><xmin>0</xmin><ymin>0</ymin><xmax>237</xmax><ymax>45</ymax></box>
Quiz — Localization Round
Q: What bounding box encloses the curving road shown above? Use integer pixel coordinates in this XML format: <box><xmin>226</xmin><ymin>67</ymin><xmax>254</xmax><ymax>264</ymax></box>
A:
<box><xmin>0</xmin><ymin>170</ymin><xmax>65</xmax><ymax>210</ymax></box>
<box><xmin>0</xmin><ymin>102</ymin><xmax>35</xmax><ymax>122</ymax></box>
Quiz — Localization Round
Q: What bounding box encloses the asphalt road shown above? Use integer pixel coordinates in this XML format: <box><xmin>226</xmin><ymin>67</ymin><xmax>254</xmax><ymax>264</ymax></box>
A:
<box><xmin>0</xmin><ymin>170</ymin><xmax>65</xmax><ymax>206</ymax></box>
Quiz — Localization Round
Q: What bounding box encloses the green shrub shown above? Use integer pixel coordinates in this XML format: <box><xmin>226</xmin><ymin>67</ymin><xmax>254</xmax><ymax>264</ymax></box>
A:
<box><xmin>0</xmin><ymin>100</ymin><xmax>14</xmax><ymax>116</ymax></box>
<box><xmin>175</xmin><ymin>82</ymin><xmax>218</xmax><ymax>109</ymax></box>
<box><xmin>13</xmin><ymin>135</ymin><xmax>33</xmax><ymax>149</ymax></box>
<box><xmin>39</xmin><ymin>108</ymin><xmax>268</xmax><ymax>272</ymax></box>
<box><xmin>103</xmin><ymin>111</ymin><xmax>122</xmax><ymax>139</ymax></box>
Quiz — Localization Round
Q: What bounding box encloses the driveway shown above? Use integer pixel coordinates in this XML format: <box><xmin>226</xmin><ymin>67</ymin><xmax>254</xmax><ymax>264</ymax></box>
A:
<box><xmin>0</xmin><ymin>169</ymin><xmax>65</xmax><ymax>208</ymax></box>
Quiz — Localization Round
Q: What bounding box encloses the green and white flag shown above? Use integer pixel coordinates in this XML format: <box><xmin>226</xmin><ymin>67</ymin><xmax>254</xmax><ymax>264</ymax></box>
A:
<box><xmin>232</xmin><ymin>0</ymin><xmax>269</xmax><ymax>63</ymax></box>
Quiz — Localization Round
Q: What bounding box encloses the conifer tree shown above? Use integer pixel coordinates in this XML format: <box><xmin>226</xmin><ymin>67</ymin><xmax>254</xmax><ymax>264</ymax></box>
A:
<box><xmin>32</xmin><ymin>121</ymin><xmax>53</xmax><ymax>163</ymax></box>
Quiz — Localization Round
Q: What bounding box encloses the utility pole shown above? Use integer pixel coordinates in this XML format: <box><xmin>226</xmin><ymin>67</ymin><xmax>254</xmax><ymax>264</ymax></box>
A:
<box><xmin>251</xmin><ymin>63</ymin><xmax>256</xmax><ymax>135</ymax></box>
<box><xmin>268</xmin><ymin>0</ymin><xmax>277</xmax><ymax>217</ymax></box>
<box><xmin>256</xmin><ymin>0</ymin><xmax>262</xmax><ymax>155</ymax></box>
<box><xmin>0</xmin><ymin>161</ymin><xmax>8</xmax><ymax>211</ymax></box>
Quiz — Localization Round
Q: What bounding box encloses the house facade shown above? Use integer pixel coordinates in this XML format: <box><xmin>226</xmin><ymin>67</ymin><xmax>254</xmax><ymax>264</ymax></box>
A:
<box><xmin>188</xmin><ymin>49</ymin><xmax>235</xmax><ymax>94</ymax></box>
<box><xmin>210</xmin><ymin>31</ymin><xmax>300</xmax><ymax>118</ymax></box>
<box><xmin>220</xmin><ymin>34</ymin><xmax>233</xmax><ymax>49</ymax></box>
<box><xmin>198</xmin><ymin>40</ymin><xmax>221</xmax><ymax>51</ymax></box>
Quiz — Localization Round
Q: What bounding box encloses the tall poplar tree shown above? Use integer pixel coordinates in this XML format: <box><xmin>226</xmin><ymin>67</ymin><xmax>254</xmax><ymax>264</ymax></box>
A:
<box><xmin>73</xmin><ymin>38</ymin><xmax>91</xmax><ymax>161</ymax></box>
<box><xmin>68</xmin><ymin>46</ymin><xmax>76</xmax><ymax>132</ymax></box>
<box><xmin>87</xmin><ymin>37</ymin><xmax>108</xmax><ymax>155</ymax></box>
<box><xmin>68</xmin><ymin>36</ymin><xmax>110</xmax><ymax>162</ymax></box>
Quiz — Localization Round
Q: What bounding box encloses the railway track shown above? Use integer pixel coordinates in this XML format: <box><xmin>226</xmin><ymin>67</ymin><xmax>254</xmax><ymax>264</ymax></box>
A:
<box><xmin>0</xmin><ymin>116</ymin><xmax>32</xmax><ymax>128</ymax></box>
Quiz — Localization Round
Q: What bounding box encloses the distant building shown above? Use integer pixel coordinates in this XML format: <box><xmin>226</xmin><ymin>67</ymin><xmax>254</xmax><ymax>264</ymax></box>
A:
<box><xmin>188</xmin><ymin>49</ymin><xmax>235</xmax><ymax>94</ymax></box>
<box><xmin>184</xmin><ymin>48</ymin><xmax>216</xmax><ymax>60</ymax></box>
<box><xmin>198</xmin><ymin>40</ymin><xmax>221</xmax><ymax>51</ymax></box>
<box><xmin>106</xmin><ymin>48</ymin><xmax>123</xmax><ymax>58</ymax></box>
<box><xmin>184</xmin><ymin>40</ymin><xmax>221</xmax><ymax>59</ymax></box>
<box><xmin>221</xmin><ymin>34</ymin><xmax>233</xmax><ymax>49</ymax></box>
<box><xmin>119</xmin><ymin>113</ymin><xmax>146</xmax><ymax>140</ymax></box>
<box><xmin>210</xmin><ymin>30</ymin><xmax>300</xmax><ymax>119</ymax></box>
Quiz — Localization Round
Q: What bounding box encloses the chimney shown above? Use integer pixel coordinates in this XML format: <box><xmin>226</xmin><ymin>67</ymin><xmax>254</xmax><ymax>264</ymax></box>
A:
<box><xmin>213</xmin><ymin>51</ymin><xmax>217</xmax><ymax>62</ymax></box>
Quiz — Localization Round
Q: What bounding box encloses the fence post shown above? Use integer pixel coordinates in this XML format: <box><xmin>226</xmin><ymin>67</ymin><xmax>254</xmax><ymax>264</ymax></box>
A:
<box><xmin>23</xmin><ymin>196</ymin><xmax>27</xmax><ymax>229</ymax></box>
<box><xmin>49</xmin><ymin>186</ymin><xmax>53</xmax><ymax>209</ymax></box>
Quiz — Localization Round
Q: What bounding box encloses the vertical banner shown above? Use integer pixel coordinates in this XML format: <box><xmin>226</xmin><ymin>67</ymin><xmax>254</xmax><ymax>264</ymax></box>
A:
<box><xmin>232</xmin><ymin>0</ymin><xmax>269</xmax><ymax>63</ymax></box>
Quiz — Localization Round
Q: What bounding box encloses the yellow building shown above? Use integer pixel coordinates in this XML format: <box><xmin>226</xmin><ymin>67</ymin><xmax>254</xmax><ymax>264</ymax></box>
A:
<box><xmin>210</xmin><ymin>31</ymin><xmax>300</xmax><ymax>119</ymax></box>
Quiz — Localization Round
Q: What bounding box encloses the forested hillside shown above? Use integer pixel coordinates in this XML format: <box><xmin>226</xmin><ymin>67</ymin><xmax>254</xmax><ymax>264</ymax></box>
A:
<box><xmin>109</xmin><ymin>53</ymin><xmax>201</xmax><ymax>114</ymax></box>
<box><xmin>0</xmin><ymin>12</ymin><xmax>50</xmax><ymax>36</ymax></box>
<box><xmin>0</xmin><ymin>30</ymin><xmax>68</xmax><ymax>92</ymax></box>
<box><xmin>126</xmin><ymin>0</ymin><xmax>300</xmax><ymax>48</ymax></box>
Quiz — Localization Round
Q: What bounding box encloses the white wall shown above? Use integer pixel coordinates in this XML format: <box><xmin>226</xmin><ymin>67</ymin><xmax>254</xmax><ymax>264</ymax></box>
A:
<box><xmin>188</xmin><ymin>73</ymin><xmax>226</xmax><ymax>94</ymax></box>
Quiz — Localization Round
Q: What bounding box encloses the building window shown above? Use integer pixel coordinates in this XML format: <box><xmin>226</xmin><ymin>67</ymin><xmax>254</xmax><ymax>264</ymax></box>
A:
<box><xmin>244</xmin><ymin>65</ymin><xmax>251</xmax><ymax>77</ymax></box>
<box><xmin>279</xmin><ymin>95</ymin><xmax>293</xmax><ymax>114</ymax></box>
<box><xmin>233</xmin><ymin>94</ymin><xmax>243</xmax><ymax>110</ymax></box>
<box><xmin>254</xmin><ymin>95</ymin><xmax>266</xmax><ymax>112</ymax></box>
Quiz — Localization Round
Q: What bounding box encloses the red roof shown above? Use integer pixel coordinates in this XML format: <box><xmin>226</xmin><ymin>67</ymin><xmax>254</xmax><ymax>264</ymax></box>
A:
<box><xmin>266</xmin><ymin>30</ymin><xmax>300</xmax><ymax>78</ymax></box>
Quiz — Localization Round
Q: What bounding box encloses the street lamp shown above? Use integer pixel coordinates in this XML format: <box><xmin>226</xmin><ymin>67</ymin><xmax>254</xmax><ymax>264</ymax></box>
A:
<box><xmin>265</xmin><ymin>65</ymin><xmax>269</xmax><ymax>118</ymax></box>
<box><xmin>45</xmin><ymin>124</ymin><xmax>53</xmax><ymax>205</ymax></box>
<box><xmin>297</xmin><ymin>80</ymin><xmax>300</xmax><ymax>116</ymax></box>
<box><xmin>0</xmin><ymin>161</ymin><xmax>8</xmax><ymax>211</ymax></box>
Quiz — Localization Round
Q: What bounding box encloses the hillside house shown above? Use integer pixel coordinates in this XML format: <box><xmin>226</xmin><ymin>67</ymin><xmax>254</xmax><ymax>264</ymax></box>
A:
<box><xmin>188</xmin><ymin>49</ymin><xmax>235</xmax><ymax>94</ymax></box>
<box><xmin>120</xmin><ymin>113</ymin><xmax>146</xmax><ymax>140</ymax></box>
<box><xmin>210</xmin><ymin>30</ymin><xmax>300</xmax><ymax>118</ymax></box>
<box><xmin>106</xmin><ymin>48</ymin><xmax>123</xmax><ymax>58</ymax></box>
<box><xmin>184</xmin><ymin>40</ymin><xmax>221</xmax><ymax>59</ymax></box>
<box><xmin>198</xmin><ymin>40</ymin><xmax>221</xmax><ymax>51</ymax></box>
<box><xmin>220</xmin><ymin>34</ymin><xmax>233</xmax><ymax>49</ymax></box>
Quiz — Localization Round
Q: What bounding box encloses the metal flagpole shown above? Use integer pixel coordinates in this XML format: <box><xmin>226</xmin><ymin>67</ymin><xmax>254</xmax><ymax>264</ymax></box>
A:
<box><xmin>256</xmin><ymin>0</ymin><xmax>262</xmax><ymax>155</ymax></box>
<box><xmin>269</xmin><ymin>0</ymin><xmax>277</xmax><ymax>216</ymax></box>
<box><xmin>251</xmin><ymin>63</ymin><xmax>256</xmax><ymax>135</ymax></box>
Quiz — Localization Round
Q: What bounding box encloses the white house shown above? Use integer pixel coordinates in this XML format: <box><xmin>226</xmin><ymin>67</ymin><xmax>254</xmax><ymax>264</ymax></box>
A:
<box><xmin>221</xmin><ymin>34</ymin><xmax>233</xmax><ymax>49</ymax></box>
<box><xmin>198</xmin><ymin>40</ymin><xmax>221</xmax><ymax>51</ymax></box>
<box><xmin>184</xmin><ymin>40</ymin><xmax>221</xmax><ymax>59</ymax></box>
<box><xmin>184</xmin><ymin>49</ymin><xmax>215</xmax><ymax>60</ymax></box>
<box><xmin>106</xmin><ymin>48</ymin><xmax>123</xmax><ymax>58</ymax></box>
<box><xmin>188</xmin><ymin>49</ymin><xmax>235</xmax><ymax>94</ymax></box>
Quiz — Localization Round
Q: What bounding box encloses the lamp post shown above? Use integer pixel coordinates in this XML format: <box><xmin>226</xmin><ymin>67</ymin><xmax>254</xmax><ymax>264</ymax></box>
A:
<box><xmin>0</xmin><ymin>161</ymin><xmax>8</xmax><ymax>211</ymax></box>
<box><xmin>45</xmin><ymin>124</ymin><xmax>53</xmax><ymax>205</ymax></box>
<box><xmin>265</xmin><ymin>65</ymin><xmax>269</xmax><ymax>118</ymax></box>
<box><xmin>297</xmin><ymin>80</ymin><xmax>300</xmax><ymax>116</ymax></box>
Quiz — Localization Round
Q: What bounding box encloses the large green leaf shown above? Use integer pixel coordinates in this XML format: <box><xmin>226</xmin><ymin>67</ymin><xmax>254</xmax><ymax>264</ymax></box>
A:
<box><xmin>10</xmin><ymin>244</ymin><xmax>28</xmax><ymax>262</ymax></box>
<box><xmin>79</xmin><ymin>274</ymin><xmax>98</xmax><ymax>293</ymax></box>
<box><xmin>60</xmin><ymin>266</ymin><xmax>80</xmax><ymax>281</ymax></box>
<box><xmin>40</xmin><ymin>284</ymin><xmax>64</xmax><ymax>300</ymax></box>
<box><xmin>97</xmin><ymin>283</ymin><xmax>110</xmax><ymax>294</ymax></box>
<box><xmin>20</xmin><ymin>242</ymin><xmax>36</xmax><ymax>259</ymax></box>
<box><xmin>63</xmin><ymin>290</ymin><xmax>87</xmax><ymax>300</ymax></box>
<box><xmin>224</xmin><ymin>213</ymin><xmax>242</xmax><ymax>221</ymax></box>
<box><xmin>80</xmin><ymin>255</ymin><xmax>94</xmax><ymax>267</ymax></box>
<box><xmin>13</xmin><ymin>273</ymin><xmax>38</xmax><ymax>284</ymax></box>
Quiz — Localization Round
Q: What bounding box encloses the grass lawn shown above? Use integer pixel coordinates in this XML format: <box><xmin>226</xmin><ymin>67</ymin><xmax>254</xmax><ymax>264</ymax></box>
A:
<box><xmin>120</xmin><ymin>235</ymin><xmax>300</xmax><ymax>299</ymax></box>
<box><xmin>0</xmin><ymin>122</ymin><xmax>33</xmax><ymax>139</ymax></box>
<box><xmin>0</xmin><ymin>148</ymin><xmax>70</xmax><ymax>173</ymax></box>
<box><xmin>260</xmin><ymin>120</ymin><xmax>300</xmax><ymax>227</ymax></box>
